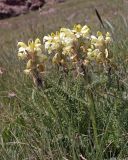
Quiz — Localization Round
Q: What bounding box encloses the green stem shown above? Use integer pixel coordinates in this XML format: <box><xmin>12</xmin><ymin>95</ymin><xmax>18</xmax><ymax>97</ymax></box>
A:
<box><xmin>87</xmin><ymin>89</ymin><xmax>100</xmax><ymax>159</ymax></box>
<box><xmin>81</xmin><ymin>64</ymin><xmax>101</xmax><ymax>159</ymax></box>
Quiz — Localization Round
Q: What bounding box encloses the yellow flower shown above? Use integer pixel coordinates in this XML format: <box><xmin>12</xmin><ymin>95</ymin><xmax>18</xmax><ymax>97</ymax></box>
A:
<box><xmin>18</xmin><ymin>51</ymin><xmax>28</xmax><ymax>60</ymax></box>
<box><xmin>43</xmin><ymin>32</ymin><xmax>61</xmax><ymax>54</ymax></box>
<box><xmin>26</xmin><ymin>59</ymin><xmax>33</xmax><ymax>69</ymax></box>
<box><xmin>24</xmin><ymin>69</ymin><xmax>32</xmax><ymax>74</ymax></box>
<box><xmin>91</xmin><ymin>32</ymin><xmax>104</xmax><ymax>49</ymax></box>
<box><xmin>72</xmin><ymin>24</ymin><xmax>91</xmax><ymax>38</ymax></box>
<box><xmin>62</xmin><ymin>45</ymin><xmax>73</xmax><ymax>55</ymax></box>
<box><xmin>17</xmin><ymin>42</ymin><xmax>28</xmax><ymax>59</ymax></box>
<box><xmin>72</xmin><ymin>24</ymin><xmax>82</xmax><ymax>38</ymax></box>
<box><xmin>18</xmin><ymin>38</ymin><xmax>47</xmax><ymax>74</ymax></box>
<box><xmin>60</xmin><ymin>28</ymin><xmax>77</xmax><ymax>46</ymax></box>
<box><xmin>91</xmin><ymin>31</ymin><xmax>111</xmax><ymax>50</ymax></box>
<box><xmin>89</xmin><ymin>32</ymin><xmax>111</xmax><ymax>63</ymax></box>
<box><xmin>18</xmin><ymin>42</ymin><xmax>27</xmax><ymax>48</ymax></box>
<box><xmin>105</xmin><ymin>32</ymin><xmax>111</xmax><ymax>44</ymax></box>
<box><xmin>87</xmin><ymin>46</ymin><xmax>109</xmax><ymax>62</ymax></box>
<box><xmin>87</xmin><ymin>48</ymin><xmax>98</xmax><ymax>60</ymax></box>
<box><xmin>18</xmin><ymin>38</ymin><xmax>43</xmax><ymax>59</ymax></box>
<box><xmin>81</xmin><ymin>25</ymin><xmax>91</xmax><ymax>38</ymax></box>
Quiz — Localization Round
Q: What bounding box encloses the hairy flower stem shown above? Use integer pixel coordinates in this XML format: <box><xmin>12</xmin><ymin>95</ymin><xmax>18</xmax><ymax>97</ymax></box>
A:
<box><xmin>31</xmin><ymin>69</ymin><xmax>44</xmax><ymax>89</ymax></box>
<box><xmin>81</xmin><ymin>64</ymin><xmax>101</xmax><ymax>159</ymax></box>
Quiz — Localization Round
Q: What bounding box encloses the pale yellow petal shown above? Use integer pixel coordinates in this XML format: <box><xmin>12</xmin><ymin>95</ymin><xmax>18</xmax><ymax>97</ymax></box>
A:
<box><xmin>35</xmin><ymin>38</ymin><xmax>41</xmax><ymax>44</ymax></box>
<box><xmin>26</xmin><ymin>59</ymin><xmax>33</xmax><ymax>69</ymax></box>
<box><xmin>17</xmin><ymin>42</ymin><xmax>27</xmax><ymax>48</ymax></box>
<box><xmin>24</xmin><ymin>69</ymin><xmax>31</xmax><ymax>74</ymax></box>
<box><xmin>18</xmin><ymin>52</ymin><xmax>27</xmax><ymax>60</ymax></box>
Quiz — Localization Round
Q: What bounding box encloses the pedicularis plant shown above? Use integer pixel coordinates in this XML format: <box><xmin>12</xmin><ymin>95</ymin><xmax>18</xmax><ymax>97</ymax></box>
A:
<box><xmin>18</xmin><ymin>24</ymin><xmax>111</xmax><ymax>86</ymax></box>
<box><xmin>17</xmin><ymin>24</ymin><xmax>112</xmax><ymax>159</ymax></box>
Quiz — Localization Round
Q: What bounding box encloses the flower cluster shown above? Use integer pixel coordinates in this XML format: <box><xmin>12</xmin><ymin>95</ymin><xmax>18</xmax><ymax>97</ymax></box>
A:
<box><xmin>43</xmin><ymin>25</ymin><xmax>90</xmax><ymax>65</ymax></box>
<box><xmin>18</xmin><ymin>38</ymin><xmax>47</xmax><ymax>74</ymax></box>
<box><xmin>17</xmin><ymin>24</ymin><xmax>112</xmax><ymax>80</ymax></box>
<box><xmin>87</xmin><ymin>31</ymin><xmax>111</xmax><ymax>62</ymax></box>
<box><xmin>43</xmin><ymin>24</ymin><xmax>111</xmax><ymax>67</ymax></box>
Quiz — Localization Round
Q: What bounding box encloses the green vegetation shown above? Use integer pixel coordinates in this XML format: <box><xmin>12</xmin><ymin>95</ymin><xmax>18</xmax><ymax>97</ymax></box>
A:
<box><xmin>0</xmin><ymin>0</ymin><xmax>128</xmax><ymax>159</ymax></box>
